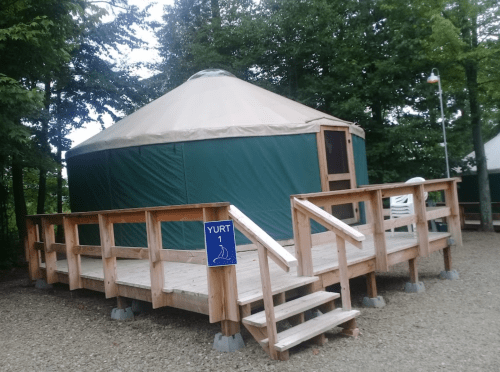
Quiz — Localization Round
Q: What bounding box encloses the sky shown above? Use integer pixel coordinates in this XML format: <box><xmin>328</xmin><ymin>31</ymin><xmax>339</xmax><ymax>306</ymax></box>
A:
<box><xmin>66</xmin><ymin>0</ymin><xmax>174</xmax><ymax>150</ymax></box>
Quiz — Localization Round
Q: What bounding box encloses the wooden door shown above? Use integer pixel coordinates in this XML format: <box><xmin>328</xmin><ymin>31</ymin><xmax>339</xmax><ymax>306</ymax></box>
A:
<box><xmin>317</xmin><ymin>126</ymin><xmax>359</xmax><ymax>223</ymax></box>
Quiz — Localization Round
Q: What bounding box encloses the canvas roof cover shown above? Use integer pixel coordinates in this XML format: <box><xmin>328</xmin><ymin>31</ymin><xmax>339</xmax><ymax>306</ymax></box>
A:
<box><xmin>66</xmin><ymin>69</ymin><xmax>364</xmax><ymax>159</ymax></box>
<box><xmin>463</xmin><ymin>132</ymin><xmax>500</xmax><ymax>173</ymax></box>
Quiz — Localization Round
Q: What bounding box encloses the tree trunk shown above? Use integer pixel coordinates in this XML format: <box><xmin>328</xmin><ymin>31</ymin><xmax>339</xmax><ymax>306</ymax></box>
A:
<box><xmin>37</xmin><ymin>79</ymin><xmax>51</xmax><ymax>215</ymax></box>
<box><xmin>56</xmin><ymin>91</ymin><xmax>64</xmax><ymax>243</ymax></box>
<box><xmin>464</xmin><ymin>16</ymin><xmax>493</xmax><ymax>232</ymax></box>
<box><xmin>12</xmin><ymin>155</ymin><xmax>28</xmax><ymax>244</ymax></box>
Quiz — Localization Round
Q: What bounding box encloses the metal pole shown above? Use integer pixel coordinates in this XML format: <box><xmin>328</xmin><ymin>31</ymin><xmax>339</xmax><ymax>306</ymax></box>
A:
<box><xmin>437</xmin><ymin>76</ymin><xmax>450</xmax><ymax>178</ymax></box>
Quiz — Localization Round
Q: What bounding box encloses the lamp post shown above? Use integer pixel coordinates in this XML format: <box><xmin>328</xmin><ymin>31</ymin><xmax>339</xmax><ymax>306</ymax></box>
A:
<box><xmin>427</xmin><ymin>68</ymin><xmax>450</xmax><ymax>178</ymax></box>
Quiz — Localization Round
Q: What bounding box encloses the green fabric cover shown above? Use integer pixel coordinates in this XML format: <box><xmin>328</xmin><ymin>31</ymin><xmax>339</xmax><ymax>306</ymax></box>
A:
<box><xmin>458</xmin><ymin>173</ymin><xmax>500</xmax><ymax>203</ymax></box>
<box><xmin>67</xmin><ymin>134</ymin><xmax>323</xmax><ymax>249</ymax></box>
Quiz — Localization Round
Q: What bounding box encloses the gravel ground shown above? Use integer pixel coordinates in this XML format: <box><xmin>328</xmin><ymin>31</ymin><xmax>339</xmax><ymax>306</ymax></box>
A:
<box><xmin>1</xmin><ymin>231</ymin><xmax>499</xmax><ymax>372</ymax></box>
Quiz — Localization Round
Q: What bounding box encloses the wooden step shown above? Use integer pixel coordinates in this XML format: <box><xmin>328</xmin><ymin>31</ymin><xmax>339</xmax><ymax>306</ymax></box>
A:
<box><xmin>242</xmin><ymin>291</ymin><xmax>340</xmax><ymax>327</ymax></box>
<box><xmin>237</xmin><ymin>276</ymin><xmax>319</xmax><ymax>305</ymax></box>
<box><xmin>260</xmin><ymin>308</ymin><xmax>360</xmax><ymax>352</ymax></box>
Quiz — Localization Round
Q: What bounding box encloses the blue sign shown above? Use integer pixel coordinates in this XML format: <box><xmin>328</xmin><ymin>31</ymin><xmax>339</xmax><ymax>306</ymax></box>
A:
<box><xmin>204</xmin><ymin>220</ymin><xmax>237</xmax><ymax>267</ymax></box>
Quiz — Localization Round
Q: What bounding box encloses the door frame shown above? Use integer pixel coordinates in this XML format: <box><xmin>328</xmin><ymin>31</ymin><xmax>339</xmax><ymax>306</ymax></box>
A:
<box><xmin>316</xmin><ymin>125</ymin><xmax>360</xmax><ymax>224</ymax></box>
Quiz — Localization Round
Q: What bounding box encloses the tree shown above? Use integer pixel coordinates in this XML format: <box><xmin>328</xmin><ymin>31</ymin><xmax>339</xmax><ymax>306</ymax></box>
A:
<box><xmin>384</xmin><ymin>0</ymin><xmax>500</xmax><ymax>230</ymax></box>
<box><xmin>0</xmin><ymin>0</ymin><xmax>151</xmax><ymax>264</ymax></box>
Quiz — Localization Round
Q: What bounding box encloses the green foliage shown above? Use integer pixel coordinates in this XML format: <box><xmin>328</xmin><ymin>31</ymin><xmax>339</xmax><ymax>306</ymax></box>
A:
<box><xmin>0</xmin><ymin>0</ymin><xmax>151</xmax><ymax>265</ymax></box>
<box><xmin>153</xmin><ymin>0</ymin><xmax>499</xmax><ymax>187</ymax></box>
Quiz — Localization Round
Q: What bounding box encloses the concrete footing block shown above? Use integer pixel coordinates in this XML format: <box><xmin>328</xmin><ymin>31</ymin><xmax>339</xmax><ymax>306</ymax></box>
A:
<box><xmin>35</xmin><ymin>279</ymin><xmax>53</xmax><ymax>290</ymax></box>
<box><xmin>362</xmin><ymin>296</ymin><xmax>386</xmax><ymax>308</ymax></box>
<box><xmin>439</xmin><ymin>270</ymin><xmax>459</xmax><ymax>280</ymax></box>
<box><xmin>404</xmin><ymin>282</ymin><xmax>425</xmax><ymax>293</ymax></box>
<box><xmin>131</xmin><ymin>300</ymin><xmax>151</xmax><ymax>314</ymax></box>
<box><xmin>213</xmin><ymin>332</ymin><xmax>245</xmax><ymax>352</ymax></box>
<box><xmin>111</xmin><ymin>307</ymin><xmax>134</xmax><ymax>321</ymax></box>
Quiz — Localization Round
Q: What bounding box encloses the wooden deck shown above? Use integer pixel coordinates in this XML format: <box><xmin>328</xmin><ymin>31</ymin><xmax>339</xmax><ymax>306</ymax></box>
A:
<box><xmin>45</xmin><ymin>230</ymin><xmax>451</xmax><ymax>312</ymax></box>
<box><xmin>26</xmin><ymin>178</ymin><xmax>462</xmax><ymax>360</ymax></box>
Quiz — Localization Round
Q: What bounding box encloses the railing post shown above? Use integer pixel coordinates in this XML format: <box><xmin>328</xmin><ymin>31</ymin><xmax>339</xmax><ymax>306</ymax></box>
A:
<box><xmin>25</xmin><ymin>218</ymin><xmax>42</xmax><ymax>281</ymax></box>
<box><xmin>413</xmin><ymin>184</ymin><xmax>429</xmax><ymax>257</ymax></box>
<box><xmin>63</xmin><ymin>217</ymin><xmax>82</xmax><ymax>290</ymax></box>
<box><xmin>291</xmin><ymin>199</ymin><xmax>313</xmax><ymax>276</ymax></box>
<box><xmin>204</xmin><ymin>207</ymin><xmax>240</xmax><ymax>332</ymax></box>
<box><xmin>41</xmin><ymin>217</ymin><xmax>58</xmax><ymax>284</ymax></box>
<box><xmin>145</xmin><ymin>210</ymin><xmax>168</xmax><ymax>308</ymax></box>
<box><xmin>98</xmin><ymin>214</ymin><xmax>118</xmax><ymax>298</ymax></box>
<box><xmin>369</xmin><ymin>190</ymin><xmax>388</xmax><ymax>272</ymax></box>
<box><xmin>336</xmin><ymin>235</ymin><xmax>351</xmax><ymax>310</ymax></box>
<box><xmin>256</xmin><ymin>242</ymin><xmax>279</xmax><ymax>359</ymax></box>
<box><xmin>445</xmin><ymin>179</ymin><xmax>463</xmax><ymax>246</ymax></box>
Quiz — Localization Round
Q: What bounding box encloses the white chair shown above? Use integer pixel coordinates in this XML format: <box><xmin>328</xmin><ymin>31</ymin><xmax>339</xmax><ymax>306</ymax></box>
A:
<box><xmin>390</xmin><ymin>177</ymin><xmax>428</xmax><ymax>235</ymax></box>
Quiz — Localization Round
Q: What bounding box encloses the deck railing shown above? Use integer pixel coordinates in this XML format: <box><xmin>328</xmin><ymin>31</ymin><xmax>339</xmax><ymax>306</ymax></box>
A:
<box><xmin>26</xmin><ymin>203</ymin><xmax>243</xmax><ymax>320</ymax></box>
<box><xmin>291</xmin><ymin>178</ymin><xmax>462</xmax><ymax>281</ymax></box>
<box><xmin>25</xmin><ymin>202</ymin><xmax>298</xmax><ymax>355</ymax></box>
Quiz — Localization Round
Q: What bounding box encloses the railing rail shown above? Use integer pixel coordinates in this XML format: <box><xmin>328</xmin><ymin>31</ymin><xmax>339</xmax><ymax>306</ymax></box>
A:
<box><xmin>228</xmin><ymin>205</ymin><xmax>297</xmax><ymax>272</ymax></box>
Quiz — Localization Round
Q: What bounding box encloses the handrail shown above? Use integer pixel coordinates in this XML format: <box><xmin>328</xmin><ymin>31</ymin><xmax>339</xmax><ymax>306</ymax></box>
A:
<box><xmin>291</xmin><ymin>197</ymin><xmax>365</xmax><ymax>310</ymax></box>
<box><xmin>293</xmin><ymin>198</ymin><xmax>364</xmax><ymax>249</ymax></box>
<box><xmin>292</xmin><ymin>177</ymin><xmax>462</xmax><ymax>200</ymax></box>
<box><xmin>228</xmin><ymin>205</ymin><xmax>297</xmax><ymax>272</ymax></box>
<box><xmin>228</xmin><ymin>204</ymin><xmax>292</xmax><ymax>359</ymax></box>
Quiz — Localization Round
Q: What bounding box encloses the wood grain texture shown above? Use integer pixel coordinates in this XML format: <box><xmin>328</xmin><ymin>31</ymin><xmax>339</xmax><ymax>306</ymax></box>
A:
<box><xmin>63</xmin><ymin>216</ymin><xmax>82</xmax><ymax>289</ymax></box>
<box><xmin>145</xmin><ymin>211</ymin><xmax>167</xmax><ymax>308</ymax></box>
<box><xmin>292</xmin><ymin>207</ymin><xmax>313</xmax><ymax>276</ymax></box>
<box><xmin>41</xmin><ymin>218</ymin><xmax>57</xmax><ymax>284</ymax></box>
<box><xmin>369</xmin><ymin>190</ymin><xmax>388</xmax><ymax>272</ymax></box>
<box><xmin>413</xmin><ymin>185</ymin><xmax>430</xmax><ymax>257</ymax></box>
<box><xmin>98</xmin><ymin>214</ymin><xmax>118</xmax><ymax>298</ymax></box>
<box><xmin>25</xmin><ymin>218</ymin><xmax>42</xmax><ymax>281</ymax></box>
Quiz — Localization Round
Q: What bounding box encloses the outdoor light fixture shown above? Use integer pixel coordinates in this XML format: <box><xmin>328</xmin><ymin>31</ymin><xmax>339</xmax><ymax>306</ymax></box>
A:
<box><xmin>427</xmin><ymin>68</ymin><xmax>450</xmax><ymax>178</ymax></box>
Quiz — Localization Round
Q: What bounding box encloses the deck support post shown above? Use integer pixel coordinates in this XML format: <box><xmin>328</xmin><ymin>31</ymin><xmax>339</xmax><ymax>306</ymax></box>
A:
<box><xmin>366</xmin><ymin>271</ymin><xmax>377</xmax><ymax>298</ymax></box>
<box><xmin>221</xmin><ymin>320</ymin><xmax>240</xmax><ymax>337</ymax></box>
<box><xmin>405</xmin><ymin>258</ymin><xmax>425</xmax><ymax>293</ymax></box>
<box><xmin>340</xmin><ymin>318</ymin><xmax>360</xmax><ymax>338</ymax></box>
<box><xmin>111</xmin><ymin>296</ymin><xmax>134</xmax><ymax>321</ymax></box>
<box><xmin>117</xmin><ymin>296</ymin><xmax>128</xmax><ymax>309</ymax></box>
<box><xmin>443</xmin><ymin>247</ymin><xmax>452</xmax><ymax>272</ymax></box>
<box><xmin>439</xmin><ymin>246</ymin><xmax>459</xmax><ymax>280</ymax></box>
<box><xmin>362</xmin><ymin>272</ymin><xmax>386</xmax><ymax>308</ymax></box>
<box><xmin>409</xmin><ymin>258</ymin><xmax>418</xmax><ymax>283</ymax></box>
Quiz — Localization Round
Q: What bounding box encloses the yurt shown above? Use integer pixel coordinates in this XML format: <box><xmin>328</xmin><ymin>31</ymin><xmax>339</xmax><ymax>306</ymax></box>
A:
<box><xmin>458</xmin><ymin>132</ymin><xmax>500</xmax><ymax>203</ymax></box>
<box><xmin>66</xmin><ymin>69</ymin><xmax>369</xmax><ymax>249</ymax></box>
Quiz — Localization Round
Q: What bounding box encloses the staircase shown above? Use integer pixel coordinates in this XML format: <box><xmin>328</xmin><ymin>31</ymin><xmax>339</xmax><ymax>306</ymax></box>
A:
<box><xmin>228</xmin><ymin>204</ymin><xmax>363</xmax><ymax>360</ymax></box>
<box><xmin>242</xmin><ymin>289</ymin><xmax>360</xmax><ymax>360</ymax></box>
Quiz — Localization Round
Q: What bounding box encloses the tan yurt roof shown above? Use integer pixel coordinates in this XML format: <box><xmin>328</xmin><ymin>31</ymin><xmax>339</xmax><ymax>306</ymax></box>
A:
<box><xmin>463</xmin><ymin>132</ymin><xmax>500</xmax><ymax>173</ymax></box>
<box><xmin>66</xmin><ymin>69</ymin><xmax>364</xmax><ymax>159</ymax></box>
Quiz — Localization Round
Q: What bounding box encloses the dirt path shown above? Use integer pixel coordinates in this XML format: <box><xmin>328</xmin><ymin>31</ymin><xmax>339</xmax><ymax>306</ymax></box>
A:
<box><xmin>1</xmin><ymin>231</ymin><xmax>499</xmax><ymax>371</ymax></box>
